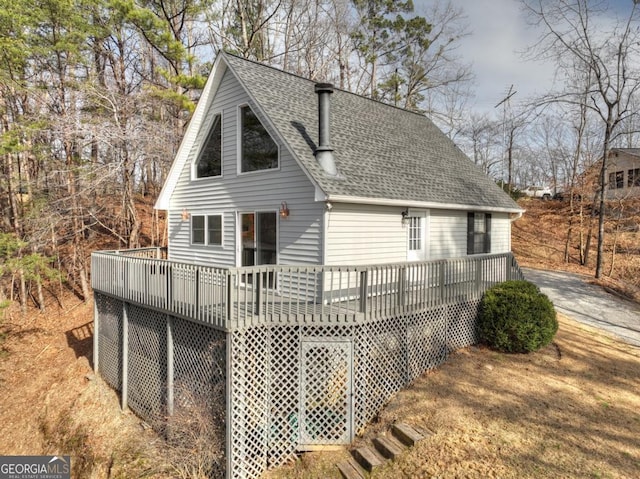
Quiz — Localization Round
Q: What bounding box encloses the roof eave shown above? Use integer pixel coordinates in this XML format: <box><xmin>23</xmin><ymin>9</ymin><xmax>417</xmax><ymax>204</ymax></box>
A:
<box><xmin>155</xmin><ymin>53</ymin><xmax>228</xmax><ymax>210</ymax></box>
<box><xmin>324</xmin><ymin>194</ymin><xmax>524</xmax><ymax>214</ymax></box>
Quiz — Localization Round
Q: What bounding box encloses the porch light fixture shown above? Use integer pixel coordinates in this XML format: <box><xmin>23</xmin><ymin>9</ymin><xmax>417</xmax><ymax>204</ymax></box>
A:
<box><xmin>401</xmin><ymin>209</ymin><xmax>409</xmax><ymax>224</ymax></box>
<box><xmin>279</xmin><ymin>202</ymin><xmax>290</xmax><ymax>218</ymax></box>
<box><xmin>181</xmin><ymin>208</ymin><xmax>190</xmax><ymax>221</ymax></box>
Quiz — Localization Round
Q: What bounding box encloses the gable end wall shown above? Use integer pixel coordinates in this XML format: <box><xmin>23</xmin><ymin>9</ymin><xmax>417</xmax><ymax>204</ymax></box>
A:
<box><xmin>166</xmin><ymin>68</ymin><xmax>323</xmax><ymax>268</ymax></box>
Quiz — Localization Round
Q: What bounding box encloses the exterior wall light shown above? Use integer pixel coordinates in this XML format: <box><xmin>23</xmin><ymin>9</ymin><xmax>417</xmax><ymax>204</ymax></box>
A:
<box><xmin>401</xmin><ymin>209</ymin><xmax>409</xmax><ymax>224</ymax></box>
<box><xmin>280</xmin><ymin>202</ymin><xmax>290</xmax><ymax>218</ymax></box>
<box><xmin>181</xmin><ymin>208</ymin><xmax>190</xmax><ymax>221</ymax></box>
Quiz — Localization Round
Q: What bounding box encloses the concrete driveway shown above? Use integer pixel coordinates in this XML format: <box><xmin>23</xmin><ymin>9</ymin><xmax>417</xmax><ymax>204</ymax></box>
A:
<box><xmin>522</xmin><ymin>268</ymin><xmax>640</xmax><ymax>347</ymax></box>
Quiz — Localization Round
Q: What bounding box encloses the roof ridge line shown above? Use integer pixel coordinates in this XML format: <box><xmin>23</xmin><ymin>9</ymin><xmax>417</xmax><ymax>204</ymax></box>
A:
<box><xmin>220</xmin><ymin>50</ymin><xmax>432</xmax><ymax>121</ymax></box>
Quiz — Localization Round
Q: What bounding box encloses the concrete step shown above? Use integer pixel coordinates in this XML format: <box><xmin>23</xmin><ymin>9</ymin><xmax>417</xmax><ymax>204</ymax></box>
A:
<box><xmin>352</xmin><ymin>445</ymin><xmax>385</xmax><ymax>472</ymax></box>
<box><xmin>337</xmin><ymin>457</ymin><xmax>367</xmax><ymax>479</ymax></box>
<box><xmin>392</xmin><ymin>422</ymin><xmax>431</xmax><ymax>447</ymax></box>
<box><xmin>372</xmin><ymin>434</ymin><xmax>406</xmax><ymax>460</ymax></box>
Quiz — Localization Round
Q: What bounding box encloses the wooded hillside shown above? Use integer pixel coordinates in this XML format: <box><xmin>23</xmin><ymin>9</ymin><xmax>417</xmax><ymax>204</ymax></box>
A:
<box><xmin>3</xmin><ymin>0</ymin><xmax>640</xmax><ymax>313</ymax></box>
<box><xmin>0</xmin><ymin>0</ymin><xmax>472</xmax><ymax>312</ymax></box>
<box><xmin>512</xmin><ymin>197</ymin><xmax>640</xmax><ymax>301</ymax></box>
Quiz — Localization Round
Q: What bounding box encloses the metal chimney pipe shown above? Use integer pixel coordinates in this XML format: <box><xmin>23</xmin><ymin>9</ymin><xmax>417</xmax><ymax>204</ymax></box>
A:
<box><xmin>314</xmin><ymin>83</ymin><xmax>337</xmax><ymax>176</ymax></box>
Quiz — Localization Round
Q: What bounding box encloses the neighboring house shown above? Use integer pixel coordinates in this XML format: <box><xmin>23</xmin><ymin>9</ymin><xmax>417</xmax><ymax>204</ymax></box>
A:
<box><xmin>606</xmin><ymin>148</ymin><xmax>640</xmax><ymax>199</ymax></box>
<box><xmin>156</xmin><ymin>52</ymin><xmax>522</xmax><ymax>274</ymax></box>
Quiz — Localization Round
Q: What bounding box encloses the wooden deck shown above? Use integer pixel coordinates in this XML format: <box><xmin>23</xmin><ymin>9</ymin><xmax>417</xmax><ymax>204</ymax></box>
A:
<box><xmin>91</xmin><ymin>250</ymin><xmax>523</xmax><ymax>331</ymax></box>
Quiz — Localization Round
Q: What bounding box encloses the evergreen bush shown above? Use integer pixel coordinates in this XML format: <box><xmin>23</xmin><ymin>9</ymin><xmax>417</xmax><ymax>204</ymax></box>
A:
<box><xmin>478</xmin><ymin>280</ymin><xmax>558</xmax><ymax>353</ymax></box>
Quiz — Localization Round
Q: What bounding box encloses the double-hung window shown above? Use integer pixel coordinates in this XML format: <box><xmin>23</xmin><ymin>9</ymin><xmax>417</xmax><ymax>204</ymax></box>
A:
<box><xmin>628</xmin><ymin>168</ymin><xmax>640</xmax><ymax>188</ymax></box>
<box><xmin>467</xmin><ymin>212</ymin><xmax>491</xmax><ymax>255</ymax></box>
<box><xmin>191</xmin><ymin>214</ymin><xmax>223</xmax><ymax>246</ymax></box>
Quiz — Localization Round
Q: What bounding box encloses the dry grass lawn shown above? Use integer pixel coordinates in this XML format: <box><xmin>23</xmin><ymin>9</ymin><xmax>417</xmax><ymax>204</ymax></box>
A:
<box><xmin>266</xmin><ymin>313</ymin><xmax>640</xmax><ymax>479</ymax></box>
<box><xmin>1</xmin><ymin>299</ymin><xmax>639</xmax><ymax>479</ymax></box>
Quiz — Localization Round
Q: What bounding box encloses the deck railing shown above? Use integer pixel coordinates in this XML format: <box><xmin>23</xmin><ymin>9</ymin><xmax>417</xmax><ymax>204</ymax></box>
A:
<box><xmin>91</xmin><ymin>250</ymin><xmax>523</xmax><ymax>331</ymax></box>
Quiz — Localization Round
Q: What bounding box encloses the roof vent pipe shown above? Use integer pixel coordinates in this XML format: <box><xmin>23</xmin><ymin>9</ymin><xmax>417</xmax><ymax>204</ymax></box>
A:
<box><xmin>314</xmin><ymin>83</ymin><xmax>337</xmax><ymax>176</ymax></box>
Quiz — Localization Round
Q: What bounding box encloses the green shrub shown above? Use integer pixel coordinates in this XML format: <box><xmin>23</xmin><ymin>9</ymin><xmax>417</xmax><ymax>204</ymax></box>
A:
<box><xmin>478</xmin><ymin>280</ymin><xmax>558</xmax><ymax>353</ymax></box>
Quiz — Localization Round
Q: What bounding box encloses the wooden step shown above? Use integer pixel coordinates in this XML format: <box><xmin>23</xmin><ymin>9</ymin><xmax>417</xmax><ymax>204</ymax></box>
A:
<box><xmin>337</xmin><ymin>457</ymin><xmax>367</xmax><ymax>479</ymax></box>
<box><xmin>392</xmin><ymin>422</ymin><xmax>430</xmax><ymax>447</ymax></box>
<box><xmin>373</xmin><ymin>435</ymin><xmax>406</xmax><ymax>460</ymax></box>
<box><xmin>352</xmin><ymin>445</ymin><xmax>385</xmax><ymax>472</ymax></box>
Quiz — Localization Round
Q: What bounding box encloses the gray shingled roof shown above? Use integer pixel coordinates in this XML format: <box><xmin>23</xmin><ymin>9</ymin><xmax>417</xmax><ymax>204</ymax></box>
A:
<box><xmin>223</xmin><ymin>52</ymin><xmax>520</xmax><ymax>212</ymax></box>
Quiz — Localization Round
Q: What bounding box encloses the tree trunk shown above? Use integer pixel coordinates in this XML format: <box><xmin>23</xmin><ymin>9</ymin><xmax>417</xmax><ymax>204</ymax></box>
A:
<box><xmin>595</xmin><ymin>124</ymin><xmax>613</xmax><ymax>279</ymax></box>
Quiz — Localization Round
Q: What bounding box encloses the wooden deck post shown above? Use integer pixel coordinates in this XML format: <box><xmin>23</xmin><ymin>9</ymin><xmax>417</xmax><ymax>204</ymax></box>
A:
<box><xmin>255</xmin><ymin>271</ymin><xmax>262</xmax><ymax>317</ymax></box>
<box><xmin>359</xmin><ymin>270</ymin><xmax>369</xmax><ymax>315</ymax></box>
<box><xmin>506</xmin><ymin>255</ymin><xmax>511</xmax><ymax>281</ymax></box>
<box><xmin>93</xmin><ymin>298</ymin><xmax>99</xmax><ymax>373</ymax></box>
<box><xmin>398</xmin><ymin>267</ymin><xmax>406</xmax><ymax>308</ymax></box>
<box><xmin>225</xmin><ymin>330</ymin><xmax>233</xmax><ymax>477</ymax></box>
<box><xmin>475</xmin><ymin>258</ymin><xmax>483</xmax><ymax>297</ymax></box>
<box><xmin>166</xmin><ymin>264</ymin><xmax>172</xmax><ymax>311</ymax></box>
<box><xmin>439</xmin><ymin>262</ymin><xmax>446</xmax><ymax>304</ymax></box>
<box><xmin>226</xmin><ymin>272</ymin><xmax>236</xmax><ymax>326</ymax></box>
<box><xmin>166</xmin><ymin>314</ymin><xmax>174</xmax><ymax>417</ymax></box>
<box><xmin>121</xmin><ymin>302</ymin><xmax>129</xmax><ymax>410</ymax></box>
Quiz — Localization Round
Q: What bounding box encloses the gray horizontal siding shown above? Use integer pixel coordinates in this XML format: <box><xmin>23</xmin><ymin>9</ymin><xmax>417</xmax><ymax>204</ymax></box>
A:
<box><xmin>429</xmin><ymin>210</ymin><xmax>467</xmax><ymax>260</ymax></box>
<box><xmin>325</xmin><ymin>203</ymin><xmax>406</xmax><ymax>265</ymax></box>
<box><xmin>167</xmin><ymin>67</ymin><xmax>323</xmax><ymax>269</ymax></box>
<box><xmin>490</xmin><ymin>213</ymin><xmax>511</xmax><ymax>254</ymax></box>
<box><xmin>429</xmin><ymin>210</ymin><xmax>511</xmax><ymax>259</ymax></box>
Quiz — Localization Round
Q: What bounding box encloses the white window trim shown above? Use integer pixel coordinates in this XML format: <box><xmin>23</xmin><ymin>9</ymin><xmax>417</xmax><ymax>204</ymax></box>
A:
<box><xmin>190</xmin><ymin>213</ymin><xmax>224</xmax><ymax>247</ymax></box>
<box><xmin>236</xmin><ymin>103</ymin><xmax>280</xmax><ymax>176</ymax></box>
<box><xmin>192</xmin><ymin>110</ymin><xmax>224</xmax><ymax>181</ymax></box>
<box><xmin>406</xmin><ymin>208</ymin><xmax>429</xmax><ymax>261</ymax></box>
<box><xmin>236</xmin><ymin>210</ymin><xmax>279</xmax><ymax>268</ymax></box>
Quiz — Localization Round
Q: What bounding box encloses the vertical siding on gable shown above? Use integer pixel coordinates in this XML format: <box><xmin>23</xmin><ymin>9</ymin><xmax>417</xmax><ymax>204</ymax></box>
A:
<box><xmin>166</xmin><ymin>68</ymin><xmax>323</xmax><ymax>268</ymax></box>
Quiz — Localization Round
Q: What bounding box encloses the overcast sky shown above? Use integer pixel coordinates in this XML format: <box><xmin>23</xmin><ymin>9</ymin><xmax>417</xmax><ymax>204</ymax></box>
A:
<box><xmin>443</xmin><ymin>0</ymin><xmax>639</xmax><ymax>114</ymax></box>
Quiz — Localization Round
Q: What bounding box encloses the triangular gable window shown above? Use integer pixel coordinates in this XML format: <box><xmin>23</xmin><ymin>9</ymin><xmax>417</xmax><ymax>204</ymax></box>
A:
<box><xmin>240</xmin><ymin>105</ymin><xmax>278</xmax><ymax>173</ymax></box>
<box><xmin>196</xmin><ymin>114</ymin><xmax>222</xmax><ymax>178</ymax></box>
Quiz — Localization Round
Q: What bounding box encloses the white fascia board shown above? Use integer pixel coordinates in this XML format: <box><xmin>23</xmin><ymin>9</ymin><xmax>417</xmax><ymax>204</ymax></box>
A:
<box><xmin>324</xmin><ymin>194</ymin><xmax>524</xmax><ymax>214</ymax></box>
<box><xmin>155</xmin><ymin>54</ymin><xmax>228</xmax><ymax>210</ymax></box>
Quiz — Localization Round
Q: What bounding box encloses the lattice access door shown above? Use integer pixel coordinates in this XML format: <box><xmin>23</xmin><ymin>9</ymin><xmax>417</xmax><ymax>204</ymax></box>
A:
<box><xmin>299</xmin><ymin>339</ymin><xmax>353</xmax><ymax>448</ymax></box>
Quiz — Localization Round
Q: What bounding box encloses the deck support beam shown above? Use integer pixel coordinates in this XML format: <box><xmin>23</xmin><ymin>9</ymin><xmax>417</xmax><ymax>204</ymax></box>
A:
<box><xmin>93</xmin><ymin>299</ymin><xmax>99</xmax><ymax>373</ymax></box>
<box><xmin>122</xmin><ymin>302</ymin><xmax>129</xmax><ymax>410</ymax></box>
<box><xmin>166</xmin><ymin>314</ymin><xmax>174</xmax><ymax>417</ymax></box>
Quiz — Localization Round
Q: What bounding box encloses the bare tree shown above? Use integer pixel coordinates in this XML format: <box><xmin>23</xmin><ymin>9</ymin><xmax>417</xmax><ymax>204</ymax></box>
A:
<box><xmin>458</xmin><ymin>114</ymin><xmax>503</xmax><ymax>176</ymax></box>
<box><xmin>524</xmin><ymin>0</ymin><xmax>640</xmax><ymax>278</ymax></box>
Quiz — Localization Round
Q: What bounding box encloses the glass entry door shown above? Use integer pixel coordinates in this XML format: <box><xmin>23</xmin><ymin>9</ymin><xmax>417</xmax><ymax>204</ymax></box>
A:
<box><xmin>240</xmin><ymin>212</ymin><xmax>277</xmax><ymax>286</ymax></box>
<box><xmin>406</xmin><ymin>209</ymin><xmax>428</xmax><ymax>262</ymax></box>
